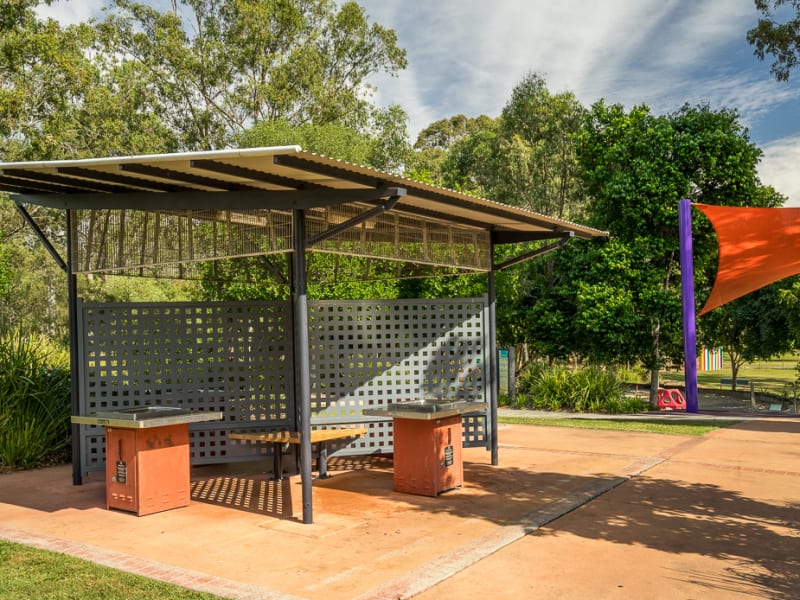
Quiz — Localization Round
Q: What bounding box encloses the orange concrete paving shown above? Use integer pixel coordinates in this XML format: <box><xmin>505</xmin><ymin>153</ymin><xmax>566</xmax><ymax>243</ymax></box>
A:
<box><xmin>1</xmin><ymin>417</ymin><xmax>798</xmax><ymax>599</ymax></box>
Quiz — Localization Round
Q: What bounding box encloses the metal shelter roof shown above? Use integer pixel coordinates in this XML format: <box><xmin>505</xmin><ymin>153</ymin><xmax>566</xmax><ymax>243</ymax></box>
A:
<box><xmin>0</xmin><ymin>146</ymin><xmax>607</xmax><ymax>524</ymax></box>
<box><xmin>0</xmin><ymin>146</ymin><xmax>607</xmax><ymax>246</ymax></box>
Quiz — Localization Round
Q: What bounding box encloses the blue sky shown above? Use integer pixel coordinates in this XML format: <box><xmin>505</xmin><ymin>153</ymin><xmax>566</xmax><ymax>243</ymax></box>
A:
<box><xmin>40</xmin><ymin>0</ymin><xmax>800</xmax><ymax>205</ymax></box>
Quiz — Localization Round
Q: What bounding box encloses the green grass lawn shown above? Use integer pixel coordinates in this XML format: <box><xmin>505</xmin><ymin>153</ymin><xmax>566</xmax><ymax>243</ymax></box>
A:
<box><xmin>0</xmin><ymin>540</ymin><xmax>219</xmax><ymax>600</ymax></box>
<box><xmin>658</xmin><ymin>353</ymin><xmax>799</xmax><ymax>397</ymax></box>
<box><xmin>498</xmin><ymin>415</ymin><xmax>740</xmax><ymax>436</ymax></box>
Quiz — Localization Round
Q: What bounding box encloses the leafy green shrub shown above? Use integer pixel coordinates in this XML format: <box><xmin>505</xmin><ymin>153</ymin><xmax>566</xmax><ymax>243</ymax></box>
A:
<box><xmin>617</xmin><ymin>364</ymin><xmax>649</xmax><ymax>385</ymax></box>
<box><xmin>516</xmin><ymin>362</ymin><xmax>644</xmax><ymax>413</ymax></box>
<box><xmin>0</xmin><ymin>333</ymin><xmax>71</xmax><ymax>468</ymax></box>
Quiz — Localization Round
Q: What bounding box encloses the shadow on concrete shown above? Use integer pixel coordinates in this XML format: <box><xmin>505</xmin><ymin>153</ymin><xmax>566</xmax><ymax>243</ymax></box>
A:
<box><xmin>0</xmin><ymin>466</ymin><xmax>106</xmax><ymax>513</ymax></box>
<box><xmin>190</xmin><ymin>474</ymin><xmax>293</xmax><ymax>517</ymax></box>
<box><xmin>535</xmin><ymin>474</ymin><xmax>800</xmax><ymax>599</ymax></box>
<box><xmin>314</xmin><ymin>459</ymin><xmax>624</xmax><ymax>527</ymax></box>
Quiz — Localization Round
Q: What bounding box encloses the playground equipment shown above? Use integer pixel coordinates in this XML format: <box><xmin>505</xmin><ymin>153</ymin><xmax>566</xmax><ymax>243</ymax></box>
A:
<box><xmin>657</xmin><ymin>388</ymin><xmax>686</xmax><ymax>411</ymax></box>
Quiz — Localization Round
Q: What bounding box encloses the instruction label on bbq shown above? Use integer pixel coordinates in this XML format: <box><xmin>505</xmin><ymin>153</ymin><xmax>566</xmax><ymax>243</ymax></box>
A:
<box><xmin>115</xmin><ymin>460</ymin><xmax>127</xmax><ymax>484</ymax></box>
<box><xmin>443</xmin><ymin>445</ymin><xmax>454</xmax><ymax>467</ymax></box>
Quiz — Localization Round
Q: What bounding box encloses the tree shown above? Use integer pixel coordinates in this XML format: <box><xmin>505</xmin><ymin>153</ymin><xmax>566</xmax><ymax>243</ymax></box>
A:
<box><xmin>240</xmin><ymin>110</ymin><xmax>412</xmax><ymax>174</ymax></box>
<box><xmin>0</xmin><ymin>201</ymin><xmax>68</xmax><ymax>339</ymax></box>
<box><xmin>438</xmin><ymin>124</ymin><xmax>498</xmax><ymax>196</ymax></box>
<box><xmin>407</xmin><ymin>75</ymin><xmax>591</xmax><ymax>362</ymax></box>
<box><xmin>564</xmin><ymin>101</ymin><xmax>784</xmax><ymax>404</ymax></box>
<box><xmin>700</xmin><ymin>283</ymin><xmax>795</xmax><ymax>389</ymax></box>
<box><xmin>747</xmin><ymin>0</ymin><xmax>800</xmax><ymax>81</ymax></box>
<box><xmin>0</xmin><ymin>2</ymin><xmax>176</xmax><ymax>162</ymax></box>
<box><xmin>101</xmin><ymin>0</ymin><xmax>408</xmax><ymax>149</ymax></box>
<box><xmin>493</xmin><ymin>72</ymin><xmax>588</xmax><ymax>220</ymax></box>
<box><xmin>407</xmin><ymin>114</ymin><xmax>495</xmax><ymax>188</ymax></box>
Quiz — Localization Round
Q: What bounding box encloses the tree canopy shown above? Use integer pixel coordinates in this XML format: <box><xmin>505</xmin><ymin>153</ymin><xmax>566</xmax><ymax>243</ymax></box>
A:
<box><xmin>511</xmin><ymin>101</ymin><xmax>785</xmax><ymax>400</ymax></box>
<box><xmin>747</xmin><ymin>0</ymin><xmax>800</xmax><ymax>81</ymax></box>
<box><xmin>100</xmin><ymin>0</ymin><xmax>407</xmax><ymax>149</ymax></box>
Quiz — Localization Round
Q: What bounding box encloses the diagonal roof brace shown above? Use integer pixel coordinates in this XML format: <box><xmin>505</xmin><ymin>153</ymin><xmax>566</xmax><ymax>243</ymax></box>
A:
<box><xmin>306</xmin><ymin>187</ymin><xmax>406</xmax><ymax>247</ymax></box>
<box><xmin>493</xmin><ymin>233</ymin><xmax>574</xmax><ymax>271</ymax></box>
<box><xmin>14</xmin><ymin>202</ymin><xmax>67</xmax><ymax>272</ymax></box>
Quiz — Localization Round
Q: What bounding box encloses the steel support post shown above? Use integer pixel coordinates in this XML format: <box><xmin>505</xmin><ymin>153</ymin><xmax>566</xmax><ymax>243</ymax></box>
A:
<box><xmin>292</xmin><ymin>209</ymin><xmax>314</xmax><ymax>523</ymax></box>
<box><xmin>488</xmin><ymin>243</ymin><xmax>499</xmax><ymax>465</ymax></box>
<box><xmin>66</xmin><ymin>210</ymin><xmax>83</xmax><ymax>484</ymax></box>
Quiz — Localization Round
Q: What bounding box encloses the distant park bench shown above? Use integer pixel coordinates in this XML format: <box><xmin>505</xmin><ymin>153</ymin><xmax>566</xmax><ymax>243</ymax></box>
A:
<box><xmin>719</xmin><ymin>378</ymin><xmax>749</xmax><ymax>388</ymax></box>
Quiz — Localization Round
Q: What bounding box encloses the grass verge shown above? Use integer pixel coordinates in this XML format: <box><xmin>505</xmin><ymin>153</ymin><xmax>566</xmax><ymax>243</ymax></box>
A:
<box><xmin>498</xmin><ymin>416</ymin><xmax>741</xmax><ymax>436</ymax></box>
<box><xmin>0</xmin><ymin>540</ymin><xmax>218</xmax><ymax>600</ymax></box>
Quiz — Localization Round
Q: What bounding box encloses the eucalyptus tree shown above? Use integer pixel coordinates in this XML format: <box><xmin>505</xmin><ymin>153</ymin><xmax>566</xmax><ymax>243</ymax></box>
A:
<box><xmin>407</xmin><ymin>75</ymin><xmax>590</xmax><ymax>358</ymax></box>
<box><xmin>493</xmin><ymin>72</ymin><xmax>588</xmax><ymax>220</ymax></box>
<box><xmin>101</xmin><ymin>0</ymin><xmax>408</xmax><ymax>149</ymax></box>
<box><xmin>747</xmin><ymin>0</ymin><xmax>800</xmax><ymax>81</ymax></box>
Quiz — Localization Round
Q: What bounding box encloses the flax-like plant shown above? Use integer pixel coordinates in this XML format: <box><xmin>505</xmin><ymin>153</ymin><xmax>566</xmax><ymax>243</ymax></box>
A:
<box><xmin>517</xmin><ymin>362</ymin><xmax>644</xmax><ymax>413</ymax></box>
<box><xmin>0</xmin><ymin>333</ymin><xmax>70</xmax><ymax>468</ymax></box>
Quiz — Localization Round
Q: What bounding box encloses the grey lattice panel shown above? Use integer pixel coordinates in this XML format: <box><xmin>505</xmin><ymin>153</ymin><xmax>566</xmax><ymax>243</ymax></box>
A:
<box><xmin>307</xmin><ymin>298</ymin><xmax>489</xmax><ymax>454</ymax></box>
<box><xmin>78</xmin><ymin>300</ymin><xmax>295</xmax><ymax>473</ymax></box>
<box><xmin>77</xmin><ymin>297</ymin><xmax>490</xmax><ymax>475</ymax></box>
<box><xmin>461</xmin><ymin>413</ymin><xmax>488</xmax><ymax>448</ymax></box>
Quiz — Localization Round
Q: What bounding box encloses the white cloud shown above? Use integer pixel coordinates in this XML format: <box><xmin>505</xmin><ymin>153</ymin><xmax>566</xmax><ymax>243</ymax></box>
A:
<box><xmin>360</xmin><ymin>0</ymin><xmax>778</xmax><ymax>140</ymax></box>
<box><xmin>35</xmin><ymin>0</ymin><xmax>106</xmax><ymax>24</ymax></box>
<box><xmin>760</xmin><ymin>136</ymin><xmax>800</xmax><ymax>207</ymax></box>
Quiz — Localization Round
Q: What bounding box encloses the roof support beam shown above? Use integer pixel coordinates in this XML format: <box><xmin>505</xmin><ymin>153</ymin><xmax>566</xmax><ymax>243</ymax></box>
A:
<box><xmin>491</xmin><ymin>230</ymin><xmax>573</xmax><ymax>244</ymax></box>
<box><xmin>190</xmin><ymin>159</ymin><xmax>323</xmax><ymax>191</ymax></box>
<box><xmin>57</xmin><ymin>167</ymin><xmax>191</xmax><ymax>193</ymax></box>
<box><xmin>1</xmin><ymin>168</ymin><xmax>127</xmax><ymax>193</ymax></box>
<box><xmin>119</xmin><ymin>163</ymin><xmax>264</xmax><ymax>191</ymax></box>
<box><xmin>14</xmin><ymin>202</ymin><xmax>67</xmax><ymax>272</ymax></box>
<box><xmin>11</xmin><ymin>187</ymin><xmax>405</xmax><ymax>211</ymax></box>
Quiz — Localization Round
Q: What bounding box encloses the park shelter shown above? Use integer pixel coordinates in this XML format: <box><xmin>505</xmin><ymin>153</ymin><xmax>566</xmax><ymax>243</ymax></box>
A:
<box><xmin>0</xmin><ymin>146</ymin><xmax>606</xmax><ymax>523</ymax></box>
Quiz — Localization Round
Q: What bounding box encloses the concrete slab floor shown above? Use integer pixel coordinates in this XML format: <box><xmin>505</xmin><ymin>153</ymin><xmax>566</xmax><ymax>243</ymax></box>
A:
<box><xmin>1</xmin><ymin>419</ymin><xmax>798</xmax><ymax>599</ymax></box>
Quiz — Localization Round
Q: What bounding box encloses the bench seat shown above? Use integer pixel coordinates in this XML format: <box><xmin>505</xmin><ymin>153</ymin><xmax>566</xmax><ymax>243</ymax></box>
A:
<box><xmin>719</xmin><ymin>378</ymin><xmax>749</xmax><ymax>388</ymax></box>
<box><xmin>229</xmin><ymin>427</ymin><xmax>368</xmax><ymax>480</ymax></box>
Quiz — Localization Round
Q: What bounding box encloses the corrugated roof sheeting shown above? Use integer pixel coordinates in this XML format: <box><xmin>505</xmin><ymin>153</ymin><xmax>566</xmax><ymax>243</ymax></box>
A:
<box><xmin>0</xmin><ymin>147</ymin><xmax>606</xmax><ymax>279</ymax></box>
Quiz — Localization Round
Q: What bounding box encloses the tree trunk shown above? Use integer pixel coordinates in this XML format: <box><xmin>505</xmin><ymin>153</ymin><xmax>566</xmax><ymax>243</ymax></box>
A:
<box><xmin>649</xmin><ymin>318</ymin><xmax>662</xmax><ymax>407</ymax></box>
<box><xmin>649</xmin><ymin>367</ymin><xmax>660</xmax><ymax>407</ymax></box>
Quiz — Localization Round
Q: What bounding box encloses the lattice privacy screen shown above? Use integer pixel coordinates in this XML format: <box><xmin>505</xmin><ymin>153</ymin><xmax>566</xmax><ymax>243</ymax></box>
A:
<box><xmin>71</xmin><ymin>208</ymin><xmax>293</xmax><ymax>278</ymax></box>
<box><xmin>76</xmin><ymin>298</ymin><xmax>489</xmax><ymax>475</ymax></box>
<box><xmin>305</xmin><ymin>203</ymin><xmax>492</xmax><ymax>272</ymax></box>
<box><xmin>69</xmin><ymin>205</ymin><xmax>491</xmax><ymax>281</ymax></box>
<box><xmin>77</xmin><ymin>301</ymin><xmax>294</xmax><ymax>472</ymax></box>
<box><xmin>304</xmin><ymin>299</ymin><xmax>489</xmax><ymax>456</ymax></box>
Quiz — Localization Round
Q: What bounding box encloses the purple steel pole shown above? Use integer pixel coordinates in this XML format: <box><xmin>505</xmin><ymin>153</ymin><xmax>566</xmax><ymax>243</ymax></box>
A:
<box><xmin>679</xmin><ymin>198</ymin><xmax>699</xmax><ymax>413</ymax></box>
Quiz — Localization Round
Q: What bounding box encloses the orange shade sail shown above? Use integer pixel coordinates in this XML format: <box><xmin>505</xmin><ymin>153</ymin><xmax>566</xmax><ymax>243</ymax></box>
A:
<box><xmin>696</xmin><ymin>203</ymin><xmax>800</xmax><ymax>315</ymax></box>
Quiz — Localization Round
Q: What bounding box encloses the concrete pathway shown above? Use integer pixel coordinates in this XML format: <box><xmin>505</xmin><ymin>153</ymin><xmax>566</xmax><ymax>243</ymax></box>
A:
<box><xmin>1</xmin><ymin>416</ymin><xmax>798</xmax><ymax>599</ymax></box>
